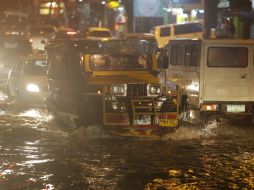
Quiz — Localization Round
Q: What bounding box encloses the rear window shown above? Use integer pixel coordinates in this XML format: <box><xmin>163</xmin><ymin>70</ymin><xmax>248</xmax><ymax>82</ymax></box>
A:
<box><xmin>207</xmin><ymin>47</ymin><xmax>248</xmax><ymax>67</ymax></box>
<box><xmin>174</xmin><ymin>23</ymin><xmax>202</xmax><ymax>35</ymax></box>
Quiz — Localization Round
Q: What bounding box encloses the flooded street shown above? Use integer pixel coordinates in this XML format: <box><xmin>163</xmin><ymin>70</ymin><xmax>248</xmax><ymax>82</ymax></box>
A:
<box><xmin>0</xmin><ymin>91</ymin><xmax>254</xmax><ymax>190</ymax></box>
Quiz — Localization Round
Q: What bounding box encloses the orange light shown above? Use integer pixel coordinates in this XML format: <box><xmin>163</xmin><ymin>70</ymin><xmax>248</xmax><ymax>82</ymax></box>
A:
<box><xmin>201</xmin><ymin>104</ymin><xmax>217</xmax><ymax>111</ymax></box>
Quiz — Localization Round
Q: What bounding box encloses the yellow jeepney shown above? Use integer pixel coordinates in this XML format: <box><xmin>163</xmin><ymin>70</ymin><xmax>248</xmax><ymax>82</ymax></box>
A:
<box><xmin>46</xmin><ymin>37</ymin><xmax>178</xmax><ymax>137</ymax></box>
<box><xmin>82</xmin><ymin>37</ymin><xmax>178</xmax><ymax>137</ymax></box>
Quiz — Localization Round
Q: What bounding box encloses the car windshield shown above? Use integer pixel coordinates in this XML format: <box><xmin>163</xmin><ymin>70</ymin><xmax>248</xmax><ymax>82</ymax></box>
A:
<box><xmin>88</xmin><ymin>31</ymin><xmax>112</xmax><ymax>38</ymax></box>
<box><xmin>89</xmin><ymin>53</ymin><xmax>151</xmax><ymax>71</ymax></box>
<box><xmin>30</xmin><ymin>26</ymin><xmax>55</xmax><ymax>34</ymax></box>
<box><xmin>23</xmin><ymin>59</ymin><xmax>47</xmax><ymax>75</ymax></box>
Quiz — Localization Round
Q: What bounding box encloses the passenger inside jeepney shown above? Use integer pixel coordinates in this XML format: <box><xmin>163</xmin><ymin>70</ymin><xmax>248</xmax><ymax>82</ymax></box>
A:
<box><xmin>90</xmin><ymin>53</ymin><xmax>150</xmax><ymax>70</ymax></box>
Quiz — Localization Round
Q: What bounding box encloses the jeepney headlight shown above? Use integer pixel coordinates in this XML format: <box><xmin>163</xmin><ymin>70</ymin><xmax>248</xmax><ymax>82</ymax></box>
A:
<box><xmin>90</xmin><ymin>54</ymin><xmax>106</xmax><ymax>69</ymax></box>
<box><xmin>26</xmin><ymin>83</ymin><xmax>40</xmax><ymax>93</ymax></box>
<box><xmin>112</xmin><ymin>102</ymin><xmax>118</xmax><ymax>110</ymax></box>
<box><xmin>111</xmin><ymin>101</ymin><xmax>127</xmax><ymax>112</ymax></box>
<box><xmin>147</xmin><ymin>84</ymin><xmax>161</xmax><ymax>97</ymax></box>
<box><xmin>111</xmin><ymin>84</ymin><xmax>127</xmax><ymax>97</ymax></box>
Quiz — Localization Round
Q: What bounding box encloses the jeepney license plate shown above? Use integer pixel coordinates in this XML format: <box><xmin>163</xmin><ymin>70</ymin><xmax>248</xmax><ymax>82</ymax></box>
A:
<box><xmin>134</xmin><ymin>116</ymin><xmax>151</xmax><ymax>125</ymax></box>
<box><xmin>227</xmin><ymin>105</ymin><xmax>245</xmax><ymax>113</ymax></box>
<box><xmin>159</xmin><ymin>119</ymin><xmax>178</xmax><ymax>127</ymax></box>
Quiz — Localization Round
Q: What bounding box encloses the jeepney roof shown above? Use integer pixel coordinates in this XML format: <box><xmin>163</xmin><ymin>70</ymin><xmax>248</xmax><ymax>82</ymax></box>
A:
<box><xmin>46</xmin><ymin>38</ymin><xmax>158</xmax><ymax>54</ymax></box>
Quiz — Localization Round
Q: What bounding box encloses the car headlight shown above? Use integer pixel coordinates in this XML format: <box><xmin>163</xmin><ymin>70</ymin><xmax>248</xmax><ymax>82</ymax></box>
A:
<box><xmin>147</xmin><ymin>84</ymin><xmax>161</xmax><ymax>97</ymax></box>
<box><xmin>110</xmin><ymin>84</ymin><xmax>127</xmax><ymax>97</ymax></box>
<box><xmin>26</xmin><ymin>83</ymin><xmax>40</xmax><ymax>93</ymax></box>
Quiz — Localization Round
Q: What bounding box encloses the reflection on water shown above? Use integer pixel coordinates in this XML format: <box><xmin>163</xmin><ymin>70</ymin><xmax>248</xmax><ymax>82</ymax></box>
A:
<box><xmin>19</xmin><ymin>108</ymin><xmax>54</xmax><ymax>122</ymax></box>
<box><xmin>0</xmin><ymin>90</ymin><xmax>8</xmax><ymax>102</ymax></box>
<box><xmin>0</xmin><ymin>98</ymin><xmax>253</xmax><ymax>189</ymax></box>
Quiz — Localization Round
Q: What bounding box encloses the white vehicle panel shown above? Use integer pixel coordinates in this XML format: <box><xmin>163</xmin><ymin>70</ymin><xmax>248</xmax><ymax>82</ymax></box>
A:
<box><xmin>201</xmin><ymin>43</ymin><xmax>254</xmax><ymax>102</ymax></box>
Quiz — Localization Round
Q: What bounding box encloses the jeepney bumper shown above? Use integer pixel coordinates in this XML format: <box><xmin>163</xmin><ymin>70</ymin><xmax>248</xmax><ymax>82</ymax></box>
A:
<box><xmin>104</xmin><ymin>96</ymin><xmax>178</xmax><ymax>137</ymax></box>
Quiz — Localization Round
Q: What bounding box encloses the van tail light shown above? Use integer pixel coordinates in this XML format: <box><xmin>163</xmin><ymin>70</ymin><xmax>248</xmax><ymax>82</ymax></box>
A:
<box><xmin>201</xmin><ymin>104</ymin><xmax>218</xmax><ymax>111</ymax></box>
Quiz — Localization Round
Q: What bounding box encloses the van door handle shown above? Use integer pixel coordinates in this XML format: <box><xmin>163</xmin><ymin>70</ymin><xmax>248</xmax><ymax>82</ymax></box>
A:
<box><xmin>240</xmin><ymin>73</ymin><xmax>247</xmax><ymax>79</ymax></box>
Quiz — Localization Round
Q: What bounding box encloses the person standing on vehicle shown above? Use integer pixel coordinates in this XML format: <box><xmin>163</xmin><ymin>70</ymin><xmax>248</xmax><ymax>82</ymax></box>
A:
<box><xmin>216</xmin><ymin>17</ymin><xmax>235</xmax><ymax>38</ymax></box>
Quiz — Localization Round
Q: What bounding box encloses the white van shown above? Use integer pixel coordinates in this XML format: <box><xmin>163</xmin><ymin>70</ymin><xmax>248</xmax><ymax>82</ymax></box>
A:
<box><xmin>152</xmin><ymin>21</ymin><xmax>203</xmax><ymax>48</ymax></box>
<box><xmin>159</xmin><ymin>39</ymin><xmax>254</xmax><ymax>124</ymax></box>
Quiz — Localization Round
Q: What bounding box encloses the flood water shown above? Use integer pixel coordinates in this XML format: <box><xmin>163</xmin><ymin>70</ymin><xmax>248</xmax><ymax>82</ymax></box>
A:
<box><xmin>0</xmin><ymin>90</ymin><xmax>254</xmax><ymax>190</ymax></box>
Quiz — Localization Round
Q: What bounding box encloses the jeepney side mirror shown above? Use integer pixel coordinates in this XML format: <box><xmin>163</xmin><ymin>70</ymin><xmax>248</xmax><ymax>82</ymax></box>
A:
<box><xmin>158</xmin><ymin>55</ymin><xmax>169</xmax><ymax>69</ymax></box>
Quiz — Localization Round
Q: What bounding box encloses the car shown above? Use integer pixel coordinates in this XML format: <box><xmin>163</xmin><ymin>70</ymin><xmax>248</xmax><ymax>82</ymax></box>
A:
<box><xmin>25</xmin><ymin>25</ymin><xmax>56</xmax><ymax>50</ymax></box>
<box><xmin>7</xmin><ymin>52</ymin><xmax>48</xmax><ymax>104</ymax></box>
<box><xmin>83</xmin><ymin>27</ymin><xmax>113</xmax><ymax>40</ymax></box>
<box><xmin>49</xmin><ymin>27</ymin><xmax>77</xmax><ymax>40</ymax></box>
<box><xmin>0</xmin><ymin>33</ymin><xmax>32</xmax><ymax>86</ymax></box>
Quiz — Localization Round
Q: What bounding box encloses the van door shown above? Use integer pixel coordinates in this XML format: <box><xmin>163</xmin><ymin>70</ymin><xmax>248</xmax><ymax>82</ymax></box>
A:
<box><xmin>201</xmin><ymin>43</ymin><xmax>253</xmax><ymax>102</ymax></box>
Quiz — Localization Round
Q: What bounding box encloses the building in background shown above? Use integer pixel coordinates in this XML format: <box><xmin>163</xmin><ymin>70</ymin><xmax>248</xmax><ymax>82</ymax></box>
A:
<box><xmin>133</xmin><ymin>0</ymin><xmax>204</xmax><ymax>33</ymax></box>
<box><xmin>204</xmin><ymin>0</ymin><xmax>252</xmax><ymax>39</ymax></box>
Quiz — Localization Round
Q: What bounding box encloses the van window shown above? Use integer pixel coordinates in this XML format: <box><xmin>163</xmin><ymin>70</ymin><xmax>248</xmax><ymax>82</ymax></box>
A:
<box><xmin>170</xmin><ymin>44</ymin><xmax>184</xmax><ymax>65</ymax></box>
<box><xmin>170</xmin><ymin>43</ymin><xmax>200</xmax><ymax>66</ymax></box>
<box><xmin>174</xmin><ymin>23</ymin><xmax>202</xmax><ymax>35</ymax></box>
<box><xmin>184</xmin><ymin>44</ymin><xmax>200</xmax><ymax>66</ymax></box>
<box><xmin>207</xmin><ymin>47</ymin><xmax>248</xmax><ymax>67</ymax></box>
<box><xmin>160</xmin><ymin>26</ymin><xmax>171</xmax><ymax>37</ymax></box>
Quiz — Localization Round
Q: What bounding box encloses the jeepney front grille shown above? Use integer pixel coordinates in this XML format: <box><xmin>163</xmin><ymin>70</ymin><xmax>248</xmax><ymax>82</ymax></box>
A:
<box><xmin>127</xmin><ymin>84</ymin><xmax>147</xmax><ymax>97</ymax></box>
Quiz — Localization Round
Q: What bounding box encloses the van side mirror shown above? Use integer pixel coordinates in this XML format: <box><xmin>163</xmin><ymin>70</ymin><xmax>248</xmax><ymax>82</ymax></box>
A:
<box><xmin>158</xmin><ymin>55</ymin><xmax>169</xmax><ymax>69</ymax></box>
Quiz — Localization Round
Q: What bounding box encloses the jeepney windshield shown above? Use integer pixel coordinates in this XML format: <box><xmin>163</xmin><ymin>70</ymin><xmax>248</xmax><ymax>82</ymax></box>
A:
<box><xmin>89</xmin><ymin>53</ymin><xmax>151</xmax><ymax>71</ymax></box>
<box><xmin>85</xmin><ymin>40</ymin><xmax>156</xmax><ymax>71</ymax></box>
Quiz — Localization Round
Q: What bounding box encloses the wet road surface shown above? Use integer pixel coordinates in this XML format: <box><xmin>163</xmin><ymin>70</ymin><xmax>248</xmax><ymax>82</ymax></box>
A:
<box><xmin>0</xmin><ymin>91</ymin><xmax>254</xmax><ymax>190</ymax></box>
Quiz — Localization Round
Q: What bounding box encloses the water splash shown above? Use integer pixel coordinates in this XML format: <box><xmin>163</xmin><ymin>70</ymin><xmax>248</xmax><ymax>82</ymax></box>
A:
<box><xmin>18</xmin><ymin>108</ymin><xmax>54</xmax><ymax>123</ymax></box>
<box><xmin>199</xmin><ymin>118</ymin><xmax>219</xmax><ymax>137</ymax></box>
<box><xmin>162</xmin><ymin>118</ymin><xmax>220</xmax><ymax>141</ymax></box>
<box><xmin>70</xmin><ymin>125</ymin><xmax>111</xmax><ymax>139</ymax></box>
<box><xmin>0</xmin><ymin>90</ymin><xmax>8</xmax><ymax>102</ymax></box>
